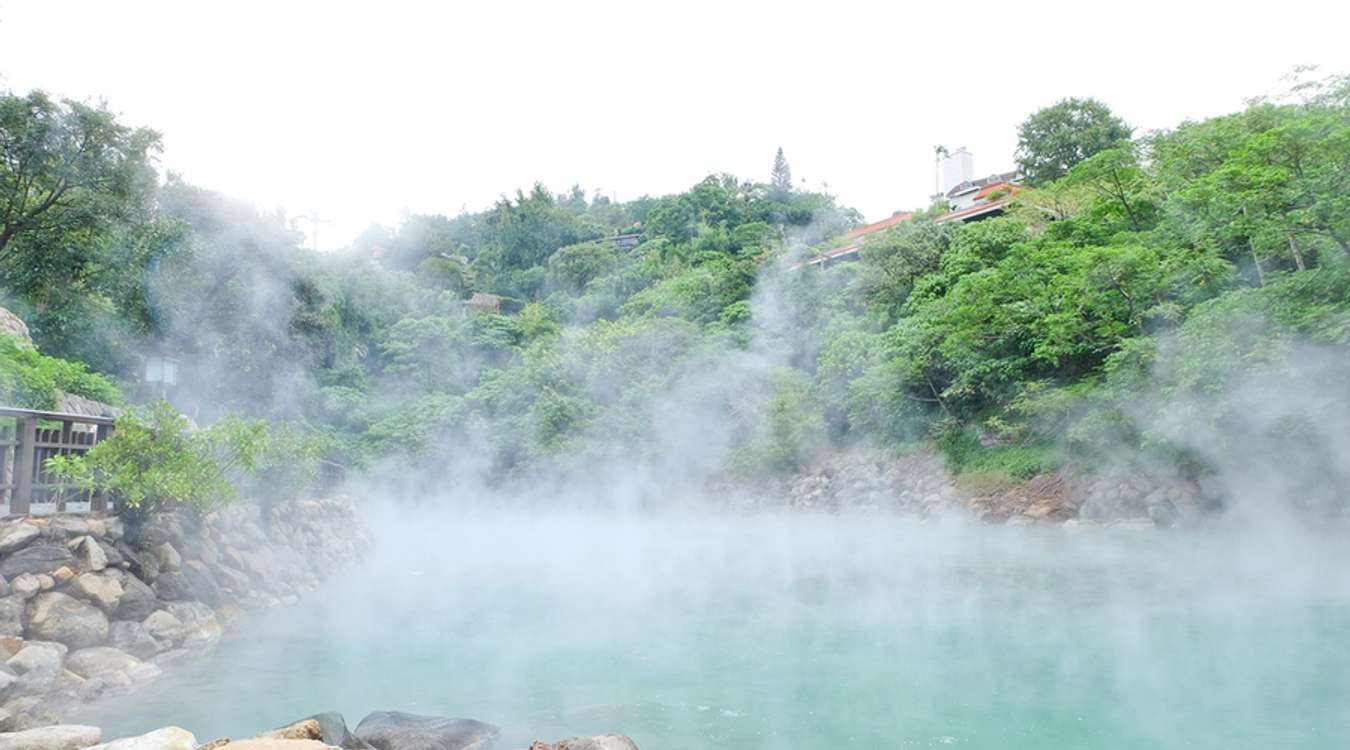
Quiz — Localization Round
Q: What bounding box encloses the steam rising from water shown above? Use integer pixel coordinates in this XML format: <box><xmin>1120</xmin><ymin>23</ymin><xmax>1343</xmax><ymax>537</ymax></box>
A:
<box><xmin>79</xmin><ymin>507</ymin><xmax>1350</xmax><ymax>749</ymax></box>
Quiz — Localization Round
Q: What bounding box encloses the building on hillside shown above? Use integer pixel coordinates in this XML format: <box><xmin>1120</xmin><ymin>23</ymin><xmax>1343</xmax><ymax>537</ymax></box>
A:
<box><xmin>609</xmin><ymin>232</ymin><xmax>643</xmax><ymax>252</ymax></box>
<box><xmin>793</xmin><ymin>149</ymin><xmax>1020</xmax><ymax>271</ymax></box>
<box><xmin>463</xmin><ymin>292</ymin><xmax>502</xmax><ymax>315</ymax></box>
<box><xmin>801</xmin><ymin>210</ymin><xmax>914</xmax><ymax>268</ymax></box>
<box><xmin>934</xmin><ymin>147</ymin><xmax>1020</xmax><ymax>221</ymax></box>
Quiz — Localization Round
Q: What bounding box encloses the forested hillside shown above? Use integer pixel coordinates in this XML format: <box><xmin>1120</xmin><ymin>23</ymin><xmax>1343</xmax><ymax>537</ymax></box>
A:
<box><xmin>2</xmin><ymin>74</ymin><xmax>1347</xmax><ymax>496</ymax></box>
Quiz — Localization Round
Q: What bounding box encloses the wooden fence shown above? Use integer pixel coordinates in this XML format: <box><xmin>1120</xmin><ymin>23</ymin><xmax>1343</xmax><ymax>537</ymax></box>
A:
<box><xmin>0</xmin><ymin>406</ymin><xmax>348</xmax><ymax>517</ymax></box>
<box><xmin>0</xmin><ymin>407</ymin><xmax>114</xmax><ymax>516</ymax></box>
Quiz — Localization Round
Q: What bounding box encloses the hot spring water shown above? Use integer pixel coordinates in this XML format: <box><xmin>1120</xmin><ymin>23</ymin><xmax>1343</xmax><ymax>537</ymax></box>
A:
<box><xmin>74</xmin><ymin>512</ymin><xmax>1350</xmax><ymax>748</ymax></box>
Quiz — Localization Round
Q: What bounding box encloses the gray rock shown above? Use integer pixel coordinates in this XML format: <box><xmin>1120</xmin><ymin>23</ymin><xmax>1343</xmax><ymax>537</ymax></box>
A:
<box><xmin>142</xmin><ymin>610</ymin><xmax>183</xmax><ymax>643</ymax></box>
<box><xmin>70</xmin><ymin>536</ymin><xmax>108</xmax><ymax>572</ymax></box>
<box><xmin>81</xmin><ymin>727</ymin><xmax>195</xmax><ymax>750</ymax></box>
<box><xmin>294</xmin><ymin>712</ymin><xmax>373</xmax><ymax>749</ymax></box>
<box><xmin>4</xmin><ymin>667</ymin><xmax>58</xmax><ymax>699</ymax></box>
<box><xmin>114</xmin><ymin>576</ymin><xmax>157</xmax><ymax>621</ymax></box>
<box><xmin>106</xmin><ymin>621</ymin><xmax>159</xmax><ymax>660</ymax></box>
<box><xmin>180</xmin><ymin>562</ymin><xmax>222</xmax><ymax>606</ymax></box>
<box><xmin>152</xmin><ymin>571</ymin><xmax>195</xmax><ymax>601</ymax></box>
<box><xmin>125</xmin><ymin>661</ymin><xmax>162</xmax><ymax>684</ymax></box>
<box><xmin>0</xmin><ymin>545</ymin><xmax>75</xmax><ymax>579</ymax></box>
<box><xmin>96</xmin><ymin>538</ymin><xmax>125</xmax><ymax>568</ymax></box>
<box><xmin>0</xmin><ymin>662</ymin><xmax>16</xmax><ymax>693</ymax></box>
<box><xmin>0</xmin><ymin>576</ymin><xmax>8</xmax><ymax>598</ymax></box>
<box><xmin>166</xmin><ymin>602</ymin><xmax>220</xmax><ymax>649</ymax></box>
<box><xmin>9</xmin><ymin>574</ymin><xmax>40</xmax><ymax>600</ymax></box>
<box><xmin>24</xmin><ymin>592</ymin><xmax>109</xmax><ymax>649</ymax></box>
<box><xmin>155</xmin><ymin>543</ymin><xmax>182</xmax><ymax>572</ymax></box>
<box><xmin>0</xmin><ymin>523</ymin><xmax>40</xmax><ymax>555</ymax></box>
<box><xmin>64</xmin><ymin>646</ymin><xmax>141</xmax><ymax>678</ymax></box>
<box><xmin>131</xmin><ymin>549</ymin><xmax>161</xmax><ymax>582</ymax></box>
<box><xmin>5</xmin><ymin>641</ymin><xmax>67</xmax><ymax>674</ymax></box>
<box><xmin>0</xmin><ymin>724</ymin><xmax>102</xmax><ymax>750</ymax></box>
<box><xmin>46</xmin><ymin>516</ymin><xmax>90</xmax><ymax>539</ymax></box>
<box><xmin>70</xmin><ymin>572</ymin><xmax>124</xmax><ymax>612</ymax></box>
<box><xmin>537</xmin><ymin>736</ymin><xmax>639</xmax><ymax>750</ymax></box>
<box><xmin>103</xmin><ymin>517</ymin><xmax>125</xmax><ymax>542</ymax></box>
<box><xmin>355</xmin><ymin>711</ymin><xmax>500</xmax><ymax>750</ymax></box>
<box><xmin>1148</xmin><ymin>500</ymin><xmax>1179</xmax><ymax>527</ymax></box>
<box><xmin>0</xmin><ymin>595</ymin><xmax>24</xmax><ymax>636</ymax></box>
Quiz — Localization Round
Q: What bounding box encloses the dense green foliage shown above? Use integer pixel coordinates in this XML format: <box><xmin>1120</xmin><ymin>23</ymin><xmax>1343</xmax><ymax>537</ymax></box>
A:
<box><xmin>0</xmin><ymin>336</ymin><xmax>122</xmax><ymax>409</ymax></box>
<box><xmin>4</xmin><ymin>74</ymin><xmax>1349</xmax><ymax>495</ymax></box>
<box><xmin>1015</xmin><ymin>97</ymin><xmax>1132</xmax><ymax>186</ymax></box>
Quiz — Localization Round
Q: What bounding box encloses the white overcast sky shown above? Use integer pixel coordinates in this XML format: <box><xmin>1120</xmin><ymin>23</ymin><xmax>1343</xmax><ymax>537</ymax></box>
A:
<box><xmin>1</xmin><ymin>0</ymin><xmax>1347</xmax><ymax>249</ymax></box>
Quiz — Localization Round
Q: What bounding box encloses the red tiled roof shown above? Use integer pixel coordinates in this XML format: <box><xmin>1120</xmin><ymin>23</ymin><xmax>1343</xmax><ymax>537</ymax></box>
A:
<box><xmin>975</xmin><ymin>182</ymin><xmax>1017</xmax><ymax>200</ymax></box>
<box><xmin>934</xmin><ymin>197</ymin><xmax>1011</xmax><ymax>224</ymax></box>
<box><xmin>845</xmin><ymin>211</ymin><xmax>914</xmax><ymax>239</ymax></box>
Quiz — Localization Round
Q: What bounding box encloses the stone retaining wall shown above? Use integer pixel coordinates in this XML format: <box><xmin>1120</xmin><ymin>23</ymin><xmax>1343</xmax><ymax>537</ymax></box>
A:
<box><xmin>741</xmin><ymin>446</ymin><xmax>1224</xmax><ymax>527</ymax></box>
<box><xmin>0</xmin><ymin>498</ymin><xmax>368</xmax><ymax>731</ymax></box>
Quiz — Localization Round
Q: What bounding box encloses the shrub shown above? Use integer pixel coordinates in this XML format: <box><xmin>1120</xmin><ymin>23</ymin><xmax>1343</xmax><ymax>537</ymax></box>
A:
<box><xmin>46</xmin><ymin>402</ymin><xmax>268</xmax><ymax>513</ymax></box>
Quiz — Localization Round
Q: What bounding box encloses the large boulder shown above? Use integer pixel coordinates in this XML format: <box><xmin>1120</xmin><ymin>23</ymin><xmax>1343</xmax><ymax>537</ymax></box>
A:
<box><xmin>114</xmin><ymin>576</ymin><xmax>158</xmax><ymax>621</ymax></box>
<box><xmin>64</xmin><ymin>646</ymin><xmax>141</xmax><ymax>678</ymax></box>
<box><xmin>166</xmin><ymin>602</ymin><xmax>221</xmax><ymax>649</ymax></box>
<box><xmin>24</xmin><ymin>592</ymin><xmax>108</xmax><ymax>648</ymax></box>
<box><xmin>70</xmin><ymin>572</ymin><xmax>124</xmax><ymax>612</ymax></box>
<box><xmin>529</xmin><ymin>736</ymin><xmax>639</xmax><ymax>750</ymax></box>
<box><xmin>354</xmin><ymin>712</ymin><xmax>499</xmax><ymax>750</ymax></box>
<box><xmin>0</xmin><ymin>545</ymin><xmax>75</xmax><ymax>579</ymax></box>
<box><xmin>152</xmin><ymin>571</ymin><xmax>195</xmax><ymax>601</ymax></box>
<box><xmin>80</xmin><ymin>726</ymin><xmax>195</xmax><ymax>750</ymax></box>
<box><xmin>0</xmin><ymin>522</ymin><xmax>40</xmax><ymax>555</ymax></box>
<box><xmin>0</xmin><ymin>724</ymin><xmax>101</xmax><ymax>750</ymax></box>
<box><xmin>106</xmin><ymin>620</ymin><xmax>159</xmax><ymax>660</ymax></box>
<box><xmin>142</xmin><ymin>610</ymin><xmax>184</xmax><ymax>644</ymax></box>
<box><xmin>5</xmin><ymin>640</ymin><xmax>67</xmax><ymax>674</ymax></box>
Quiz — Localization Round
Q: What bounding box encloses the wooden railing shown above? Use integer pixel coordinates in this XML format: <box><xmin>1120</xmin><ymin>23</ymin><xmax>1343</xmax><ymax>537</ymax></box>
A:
<box><xmin>0</xmin><ymin>406</ymin><xmax>349</xmax><ymax>517</ymax></box>
<box><xmin>0</xmin><ymin>407</ymin><xmax>114</xmax><ymax>516</ymax></box>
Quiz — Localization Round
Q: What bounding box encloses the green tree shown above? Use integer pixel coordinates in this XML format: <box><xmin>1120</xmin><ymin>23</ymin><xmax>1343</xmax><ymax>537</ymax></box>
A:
<box><xmin>1015</xmin><ymin>97</ymin><xmax>1132</xmax><ymax>185</ymax></box>
<box><xmin>770</xmin><ymin>147</ymin><xmax>793</xmax><ymax>200</ymax></box>
<box><xmin>0</xmin><ymin>91</ymin><xmax>160</xmax><ymax>257</ymax></box>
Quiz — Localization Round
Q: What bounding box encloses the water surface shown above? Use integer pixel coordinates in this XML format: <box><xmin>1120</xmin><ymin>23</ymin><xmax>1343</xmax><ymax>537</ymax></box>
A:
<box><xmin>76</xmin><ymin>511</ymin><xmax>1350</xmax><ymax>749</ymax></box>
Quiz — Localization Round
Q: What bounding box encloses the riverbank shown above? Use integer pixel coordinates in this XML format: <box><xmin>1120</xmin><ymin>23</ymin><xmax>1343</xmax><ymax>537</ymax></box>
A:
<box><xmin>0</xmin><ymin>498</ymin><xmax>368</xmax><ymax>732</ymax></box>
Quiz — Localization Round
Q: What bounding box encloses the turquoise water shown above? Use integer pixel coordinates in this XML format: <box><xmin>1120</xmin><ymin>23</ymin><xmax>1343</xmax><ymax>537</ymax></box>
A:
<box><xmin>75</xmin><ymin>512</ymin><xmax>1350</xmax><ymax>749</ymax></box>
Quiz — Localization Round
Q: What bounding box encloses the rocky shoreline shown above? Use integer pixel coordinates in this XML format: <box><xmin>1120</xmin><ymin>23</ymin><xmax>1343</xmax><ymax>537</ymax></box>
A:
<box><xmin>0</xmin><ymin>498</ymin><xmax>368</xmax><ymax>732</ymax></box>
<box><xmin>0</xmin><ymin>710</ymin><xmax>639</xmax><ymax>750</ymax></box>
<box><xmin>739</xmin><ymin>446</ymin><xmax>1224</xmax><ymax>527</ymax></box>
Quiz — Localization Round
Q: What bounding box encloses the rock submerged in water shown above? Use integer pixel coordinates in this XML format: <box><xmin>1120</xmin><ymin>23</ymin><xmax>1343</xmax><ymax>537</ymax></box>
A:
<box><xmin>529</xmin><ymin>735</ymin><xmax>640</xmax><ymax>750</ymax></box>
<box><xmin>354</xmin><ymin>711</ymin><xmax>500</xmax><ymax>750</ymax></box>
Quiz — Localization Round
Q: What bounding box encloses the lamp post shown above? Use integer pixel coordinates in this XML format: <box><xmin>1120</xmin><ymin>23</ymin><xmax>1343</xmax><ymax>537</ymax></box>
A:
<box><xmin>143</xmin><ymin>353</ymin><xmax>179</xmax><ymax>401</ymax></box>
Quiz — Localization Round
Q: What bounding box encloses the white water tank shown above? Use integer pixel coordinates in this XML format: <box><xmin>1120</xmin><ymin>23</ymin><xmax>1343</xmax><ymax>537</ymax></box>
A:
<box><xmin>940</xmin><ymin>147</ymin><xmax>974</xmax><ymax>195</ymax></box>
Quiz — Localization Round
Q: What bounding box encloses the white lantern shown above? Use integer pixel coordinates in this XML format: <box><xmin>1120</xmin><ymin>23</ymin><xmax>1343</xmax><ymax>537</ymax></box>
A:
<box><xmin>144</xmin><ymin>354</ymin><xmax>179</xmax><ymax>387</ymax></box>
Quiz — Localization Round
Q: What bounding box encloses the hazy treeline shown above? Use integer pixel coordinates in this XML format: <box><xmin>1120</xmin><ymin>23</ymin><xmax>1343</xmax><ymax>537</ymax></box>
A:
<box><xmin>1</xmin><ymin>74</ymin><xmax>1348</xmax><ymax>506</ymax></box>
